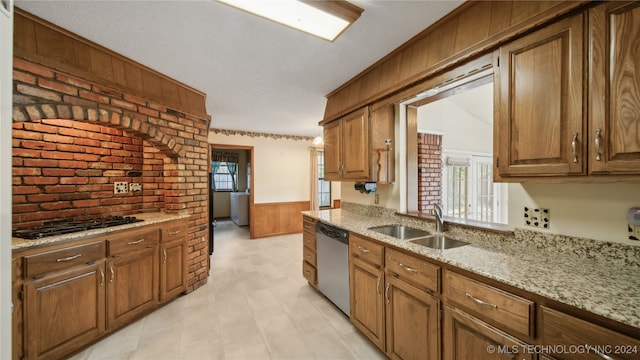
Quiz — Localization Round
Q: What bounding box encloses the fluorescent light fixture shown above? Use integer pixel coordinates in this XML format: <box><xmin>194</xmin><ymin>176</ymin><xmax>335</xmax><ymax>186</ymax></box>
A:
<box><xmin>218</xmin><ymin>0</ymin><xmax>363</xmax><ymax>41</ymax></box>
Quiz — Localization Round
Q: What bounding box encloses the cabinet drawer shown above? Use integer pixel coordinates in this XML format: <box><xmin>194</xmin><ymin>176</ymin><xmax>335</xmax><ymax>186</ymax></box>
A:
<box><xmin>107</xmin><ymin>228</ymin><xmax>159</xmax><ymax>257</ymax></box>
<box><xmin>385</xmin><ymin>248</ymin><xmax>439</xmax><ymax>293</ymax></box>
<box><xmin>23</xmin><ymin>241</ymin><xmax>105</xmax><ymax>279</ymax></box>
<box><xmin>445</xmin><ymin>271</ymin><xmax>533</xmax><ymax>338</ymax></box>
<box><xmin>161</xmin><ymin>220</ymin><xmax>187</xmax><ymax>243</ymax></box>
<box><xmin>540</xmin><ymin>306</ymin><xmax>640</xmax><ymax>360</ymax></box>
<box><xmin>303</xmin><ymin>232</ymin><xmax>316</xmax><ymax>250</ymax></box>
<box><xmin>303</xmin><ymin>245</ymin><xmax>316</xmax><ymax>267</ymax></box>
<box><xmin>302</xmin><ymin>261</ymin><xmax>317</xmax><ymax>285</ymax></box>
<box><xmin>303</xmin><ymin>216</ymin><xmax>316</xmax><ymax>237</ymax></box>
<box><xmin>350</xmin><ymin>234</ymin><xmax>384</xmax><ymax>268</ymax></box>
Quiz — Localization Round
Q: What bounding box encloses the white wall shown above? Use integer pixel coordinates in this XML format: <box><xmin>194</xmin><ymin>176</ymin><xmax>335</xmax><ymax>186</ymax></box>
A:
<box><xmin>208</xmin><ymin>132</ymin><xmax>312</xmax><ymax>204</ymax></box>
<box><xmin>417</xmin><ymin>97</ymin><xmax>493</xmax><ymax>154</ymax></box>
<box><xmin>1</xmin><ymin>1</ymin><xmax>13</xmax><ymax>357</ymax></box>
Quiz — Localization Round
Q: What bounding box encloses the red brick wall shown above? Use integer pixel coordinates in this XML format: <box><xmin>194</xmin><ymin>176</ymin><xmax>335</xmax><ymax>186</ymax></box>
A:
<box><xmin>418</xmin><ymin>133</ymin><xmax>442</xmax><ymax>212</ymax></box>
<box><xmin>12</xmin><ymin>58</ymin><xmax>211</xmax><ymax>291</ymax></box>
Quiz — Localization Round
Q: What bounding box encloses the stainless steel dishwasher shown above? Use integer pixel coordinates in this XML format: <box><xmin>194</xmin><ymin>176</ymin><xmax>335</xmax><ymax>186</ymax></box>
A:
<box><xmin>316</xmin><ymin>222</ymin><xmax>350</xmax><ymax>316</ymax></box>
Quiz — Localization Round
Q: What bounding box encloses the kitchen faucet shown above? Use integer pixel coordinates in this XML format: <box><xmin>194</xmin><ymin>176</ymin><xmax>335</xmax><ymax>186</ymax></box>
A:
<box><xmin>433</xmin><ymin>203</ymin><xmax>445</xmax><ymax>233</ymax></box>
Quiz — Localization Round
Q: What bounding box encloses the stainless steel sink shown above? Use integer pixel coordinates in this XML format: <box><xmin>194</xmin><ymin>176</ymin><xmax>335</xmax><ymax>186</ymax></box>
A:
<box><xmin>368</xmin><ymin>224</ymin><xmax>431</xmax><ymax>240</ymax></box>
<box><xmin>409</xmin><ymin>234</ymin><xmax>469</xmax><ymax>249</ymax></box>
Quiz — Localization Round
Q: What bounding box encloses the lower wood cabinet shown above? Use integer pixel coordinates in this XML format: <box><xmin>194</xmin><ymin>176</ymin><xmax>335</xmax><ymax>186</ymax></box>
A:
<box><xmin>350</xmin><ymin>256</ymin><xmax>385</xmax><ymax>351</ymax></box>
<box><xmin>23</xmin><ymin>262</ymin><xmax>106</xmax><ymax>360</ymax></box>
<box><xmin>443</xmin><ymin>305</ymin><xmax>533</xmax><ymax>360</ymax></box>
<box><xmin>13</xmin><ymin>218</ymin><xmax>189</xmax><ymax>360</ymax></box>
<box><xmin>106</xmin><ymin>246</ymin><xmax>158</xmax><ymax>329</ymax></box>
<box><xmin>385</xmin><ymin>275</ymin><xmax>440</xmax><ymax>360</ymax></box>
<box><xmin>160</xmin><ymin>238</ymin><xmax>187</xmax><ymax>302</ymax></box>
<box><xmin>539</xmin><ymin>306</ymin><xmax>640</xmax><ymax>360</ymax></box>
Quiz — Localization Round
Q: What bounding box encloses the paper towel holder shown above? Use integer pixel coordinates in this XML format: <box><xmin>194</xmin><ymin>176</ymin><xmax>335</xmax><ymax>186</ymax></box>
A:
<box><xmin>354</xmin><ymin>182</ymin><xmax>377</xmax><ymax>194</ymax></box>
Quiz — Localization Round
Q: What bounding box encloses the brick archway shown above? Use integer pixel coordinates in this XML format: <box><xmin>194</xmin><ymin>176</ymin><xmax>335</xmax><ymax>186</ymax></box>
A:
<box><xmin>12</xmin><ymin>59</ymin><xmax>212</xmax><ymax>290</ymax></box>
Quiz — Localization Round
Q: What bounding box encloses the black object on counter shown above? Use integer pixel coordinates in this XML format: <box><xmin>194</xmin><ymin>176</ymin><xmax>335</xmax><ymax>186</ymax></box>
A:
<box><xmin>12</xmin><ymin>216</ymin><xmax>144</xmax><ymax>239</ymax></box>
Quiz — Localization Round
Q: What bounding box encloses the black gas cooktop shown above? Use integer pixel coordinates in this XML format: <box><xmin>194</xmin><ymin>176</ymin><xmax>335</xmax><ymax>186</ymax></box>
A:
<box><xmin>12</xmin><ymin>216</ymin><xmax>144</xmax><ymax>240</ymax></box>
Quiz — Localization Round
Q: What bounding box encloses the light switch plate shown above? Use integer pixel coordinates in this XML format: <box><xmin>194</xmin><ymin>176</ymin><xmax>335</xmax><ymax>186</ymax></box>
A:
<box><xmin>524</xmin><ymin>206</ymin><xmax>550</xmax><ymax>229</ymax></box>
<box><xmin>114</xmin><ymin>182</ymin><xmax>128</xmax><ymax>194</ymax></box>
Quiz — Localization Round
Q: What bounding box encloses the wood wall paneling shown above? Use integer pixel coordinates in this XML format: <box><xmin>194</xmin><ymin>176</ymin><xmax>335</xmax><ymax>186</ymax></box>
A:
<box><xmin>252</xmin><ymin>201</ymin><xmax>310</xmax><ymax>238</ymax></box>
<box><xmin>13</xmin><ymin>8</ymin><xmax>208</xmax><ymax>118</ymax></box>
<box><xmin>323</xmin><ymin>1</ymin><xmax>588</xmax><ymax>123</ymax></box>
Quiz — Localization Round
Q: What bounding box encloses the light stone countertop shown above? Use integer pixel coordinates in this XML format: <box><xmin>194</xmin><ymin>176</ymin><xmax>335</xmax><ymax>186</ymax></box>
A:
<box><xmin>12</xmin><ymin>212</ymin><xmax>190</xmax><ymax>251</ymax></box>
<box><xmin>303</xmin><ymin>207</ymin><xmax>640</xmax><ymax>330</ymax></box>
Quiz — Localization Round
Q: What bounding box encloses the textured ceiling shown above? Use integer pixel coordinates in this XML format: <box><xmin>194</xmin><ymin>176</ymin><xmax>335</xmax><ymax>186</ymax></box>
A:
<box><xmin>15</xmin><ymin>0</ymin><xmax>464</xmax><ymax>137</ymax></box>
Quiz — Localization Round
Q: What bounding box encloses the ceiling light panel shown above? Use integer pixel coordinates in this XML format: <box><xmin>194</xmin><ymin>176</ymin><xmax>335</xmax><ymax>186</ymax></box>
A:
<box><xmin>218</xmin><ymin>0</ymin><xmax>362</xmax><ymax>41</ymax></box>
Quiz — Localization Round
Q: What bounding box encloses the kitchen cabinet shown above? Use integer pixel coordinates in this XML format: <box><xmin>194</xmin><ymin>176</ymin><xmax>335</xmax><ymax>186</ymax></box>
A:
<box><xmin>349</xmin><ymin>235</ymin><xmax>385</xmax><ymax>351</ymax></box>
<box><xmin>495</xmin><ymin>13</ymin><xmax>585</xmax><ymax>178</ymax></box>
<box><xmin>302</xmin><ymin>215</ymin><xmax>318</xmax><ymax>288</ymax></box>
<box><xmin>324</xmin><ymin>107</ymin><xmax>370</xmax><ymax>181</ymax></box>
<box><xmin>539</xmin><ymin>306</ymin><xmax>640</xmax><ymax>360</ymax></box>
<box><xmin>385</xmin><ymin>275</ymin><xmax>440</xmax><ymax>360</ymax></box>
<box><xmin>323</xmin><ymin>105</ymin><xmax>395</xmax><ymax>183</ymax></box>
<box><xmin>106</xmin><ymin>227</ymin><xmax>159</xmax><ymax>329</ymax></box>
<box><xmin>13</xmin><ymin>218</ymin><xmax>188</xmax><ymax>359</ymax></box>
<box><xmin>443</xmin><ymin>305</ymin><xmax>534</xmax><ymax>360</ymax></box>
<box><xmin>160</xmin><ymin>220</ymin><xmax>188</xmax><ymax>302</ymax></box>
<box><xmin>588</xmin><ymin>2</ymin><xmax>640</xmax><ymax>175</ymax></box>
<box><xmin>24</xmin><ymin>262</ymin><xmax>106</xmax><ymax>360</ymax></box>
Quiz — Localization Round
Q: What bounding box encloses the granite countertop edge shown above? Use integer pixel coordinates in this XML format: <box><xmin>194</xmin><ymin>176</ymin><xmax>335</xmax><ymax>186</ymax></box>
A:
<box><xmin>302</xmin><ymin>208</ymin><xmax>640</xmax><ymax>330</ymax></box>
<box><xmin>12</xmin><ymin>212</ymin><xmax>190</xmax><ymax>251</ymax></box>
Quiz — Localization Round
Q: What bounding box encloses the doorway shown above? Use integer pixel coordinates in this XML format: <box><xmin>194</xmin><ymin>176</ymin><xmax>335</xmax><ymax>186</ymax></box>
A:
<box><xmin>209</xmin><ymin>144</ymin><xmax>254</xmax><ymax>253</ymax></box>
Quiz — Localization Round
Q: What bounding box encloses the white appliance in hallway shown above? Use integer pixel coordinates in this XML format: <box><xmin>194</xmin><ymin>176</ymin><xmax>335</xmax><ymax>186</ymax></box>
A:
<box><xmin>230</xmin><ymin>192</ymin><xmax>249</xmax><ymax>226</ymax></box>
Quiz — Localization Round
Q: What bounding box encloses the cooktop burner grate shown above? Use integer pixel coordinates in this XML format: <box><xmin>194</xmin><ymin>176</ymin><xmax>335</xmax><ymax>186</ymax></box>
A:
<box><xmin>12</xmin><ymin>216</ymin><xmax>144</xmax><ymax>239</ymax></box>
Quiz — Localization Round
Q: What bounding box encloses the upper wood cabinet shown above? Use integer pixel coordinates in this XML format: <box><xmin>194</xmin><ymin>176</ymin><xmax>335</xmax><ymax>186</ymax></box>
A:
<box><xmin>323</xmin><ymin>105</ymin><xmax>395</xmax><ymax>183</ymax></box>
<box><xmin>588</xmin><ymin>2</ymin><xmax>640</xmax><ymax>175</ymax></box>
<box><xmin>495</xmin><ymin>13</ymin><xmax>585</xmax><ymax>178</ymax></box>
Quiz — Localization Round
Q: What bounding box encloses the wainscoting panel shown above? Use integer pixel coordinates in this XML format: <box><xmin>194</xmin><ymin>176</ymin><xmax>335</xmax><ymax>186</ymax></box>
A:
<box><xmin>252</xmin><ymin>201</ymin><xmax>310</xmax><ymax>238</ymax></box>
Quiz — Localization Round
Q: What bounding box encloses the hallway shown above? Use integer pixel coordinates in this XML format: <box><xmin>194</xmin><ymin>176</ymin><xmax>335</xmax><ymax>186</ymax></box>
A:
<box><xmin>69</xmin><ymin>220</ymin><xmax>385</xmax><ymax>359</ymax></box>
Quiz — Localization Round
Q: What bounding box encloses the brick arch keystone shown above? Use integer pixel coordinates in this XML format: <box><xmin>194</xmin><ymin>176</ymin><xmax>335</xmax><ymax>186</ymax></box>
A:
<box><xmin>12</xmin><ymin>103</ymin><xmax>183</xmax><ymax>158</ymax></box>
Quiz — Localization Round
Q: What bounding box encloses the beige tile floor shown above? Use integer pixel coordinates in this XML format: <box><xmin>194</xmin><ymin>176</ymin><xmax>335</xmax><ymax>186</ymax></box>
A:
<box><xmin>69</xmin><ymin>220</ymin><xmax>386</xmax><ymax>360</ymax></box>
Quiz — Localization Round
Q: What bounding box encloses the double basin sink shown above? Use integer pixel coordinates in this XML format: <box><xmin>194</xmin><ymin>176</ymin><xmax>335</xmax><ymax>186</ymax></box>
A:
<box><xmin>367</xmin><ymin>224</ymin><xmax>469</xmax><ymax>249</ymax></box>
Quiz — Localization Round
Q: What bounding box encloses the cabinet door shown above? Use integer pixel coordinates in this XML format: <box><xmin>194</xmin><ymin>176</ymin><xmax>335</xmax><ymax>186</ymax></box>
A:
<box><xmin>107</xmin><ymin>247</ymin><xmax>158</xmax><ymax>329</ymax></box>
<box><xmin>342</xmin><ymin>107</ymin><xmax>370</xmax><ymax>180</ymax></box>
<box><xmin>589</xmin><ymin>2</ymin><xmax>640</xmax><ymax>174</ymax></box>
<box><xmin>350</xmin><ymin>256</ymin><xmax>385</xmax><ymax>351</ymax></box>
<box><xmin>385</xmin><ymin>276</ymin><xmax>440</xmax><ymax>360</ymax></box>
<box><xmin>496</xmin><ymin>14</ymin><xmax>585</xmax><ymax>177</ymax></box>
<box><xmin>160</xmin><ymin>239</ymin><xmax>187</xmax><ymax>302</ymax></box>
<box><xmin>443</xmin><ymin>305</ymin><xmax>534</xmax><ymax>360</ymax></box>
<box><xmin>323</xmin><ymin>119</ymin><xmax>343</xmax><ymax>181</ymax></box>
<box><xmin>24</xmin><ymin>262</ymin><xmax>106</xmax><ymax>360</ymax></box>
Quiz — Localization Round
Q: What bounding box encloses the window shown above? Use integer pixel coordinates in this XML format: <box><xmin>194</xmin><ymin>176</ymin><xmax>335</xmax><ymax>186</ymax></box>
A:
<box><xmin>212</xmin><ymin>161</ymin><xmax>237</xmax><ymax>191</ymax></box>
<box><xmin>442</xmin><ymin>152</ymin><xmax>502</xmax><ymax>223</ymax></box>
<box><xmin>318</xmin><ymin>151</ymin><xmax>331</xmax><ymax>208</ymax></box>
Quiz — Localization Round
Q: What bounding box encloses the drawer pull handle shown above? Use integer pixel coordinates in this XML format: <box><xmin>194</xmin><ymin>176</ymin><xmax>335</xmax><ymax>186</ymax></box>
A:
<box><xmin>465</xmin><ymin>292</ymin><xmax>497</xmax><ymax>309</ymax></box>
<box><xmin>358</xmin><ymin>246</ymin><xmax>371</xmax><ymax>254</ymax></box>
<box><xmin>304</xmin><ymin>270</ymin><xmax>311</xmax><ymax>275</ymax></box>
<box><xmin>56</xmin><ymin>254</ymin><xmax>82</xmax><ymax>262</ymax></box>
<box><xmin>594</xmin><ymin>350</ymin><xmax>614</xmax><ymax>360</ymax></box>
<box><xmin>399</xmin><ymin>263</ymin><xmax>418</xmax><ymax>274</ymax></box>
<box><xmin>128</xmin><ymin>238</ymin><xmax>145</xmax><ymax>245</ymax></box>
<box><xmin>168</xmin><ymin>230</ymin><xmax>181</xmax><ymax>235</ymax></box>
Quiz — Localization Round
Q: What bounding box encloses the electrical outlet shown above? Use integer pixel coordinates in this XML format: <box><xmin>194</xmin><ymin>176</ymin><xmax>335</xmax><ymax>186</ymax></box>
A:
<box><xmin>524</xmin><ymin>206</ymin><xmax>550</xmax><ymax>229</ymax></box>
<box><xmin>129</xmin><ymin>183</ymin><xmax>142</xmax><ymax>192</ymax></box>
<box><xmin>629</xmin><ymin>224</ymin><xmax>640</xmax><ymax>241</ymax></box>
<box><xmin>114</xmin><ymin>182</ymin><xmax>128</xmax><ymax>194</ymax></box>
